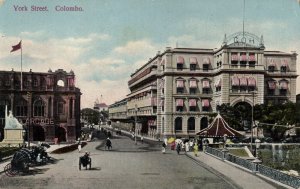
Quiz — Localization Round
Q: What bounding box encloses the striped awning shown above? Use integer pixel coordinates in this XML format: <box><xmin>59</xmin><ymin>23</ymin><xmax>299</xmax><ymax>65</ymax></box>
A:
<box><xmin>231</xmin><ymin>53</ymin><xmax>238</xmax><ymax>61</ymax></box>
<box><xmin>281</xmin><ymin>59</ymin><xmax>288</xmax><ymax>67</ymax></box>
<box><xmin>189</xmin><ymin>99</ymin><xmax>197</xmax><ymax>107</ymax></box>
<box><xmin>240</xmin><ymin>77</ymin><xmax>248</xmax><ymax>86</ymax></box>
<box><xmin>202</xmin><ymin>99</ymin><xmax>210</xmax><ymax>107</ymax></box>
<box><xmin>248</xmin><ymin>77</ymin><xmax>256</xmax><ymax>87</ymax></box>
<box><xmin>240</xmin><ymin>53</ymin><xmax>247</xmax><ymax>61</ymax></box>
<box><xmin>189</xmin><ymin>80</ymin><xmax>197</xmax><ymax>88</ymax></box>
<box><xmin>202</xmin><ymin>80</ymin><xmax>210</xmax><ymax>88</ymax></box>
<box><xmin>249</xmin><ymin>54</ymin><xmax>256</xmax><ymax>62</ymax></box>
<box><xmin>190</xmin><ymin>57</ymin><xmax>197</xmax><ymax>64</ymax></box>
<box><xmin>268</xmin><ymin>81</ymin><xmax>276</xmax><ymax>90</ymax></box>
<box><xmin>176</xmin><ymin>80</ymin><xmax>184</xmax><ymax>88</ymax></box>
<box><xmin>177</xmin><ymin>56</ymin><xmax>184</xmax><ymax>64</ymax></box>
<box><xmin>176</xmin><ymin>99</ymin><xmax>184</xmax><ymax>106</ymax></box>
<box><xmin>231</xmin><ymin>76</ymin><xmax>239</xmax><ymax>86</ymax></box>
<box><xmin>268</xmin><ymin>58</ymin><xmax>276</xmax><ymax>67</ymax></box>
<box><xmin>203</xmin><ymin>57</ymin><xmax>211</xmax><ymax>65</ymax></box>
<box><xmin>279</xmin><ymin>80</ymin><xmax>288</xmax><ymax>89</ymax></box>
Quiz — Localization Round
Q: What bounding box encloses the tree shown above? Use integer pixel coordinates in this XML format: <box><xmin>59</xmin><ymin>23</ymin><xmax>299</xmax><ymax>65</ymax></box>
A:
<box><xmin>81</xmin><ymin>108</ymin><xmax>100</xmax><ymax>125</ymax></box>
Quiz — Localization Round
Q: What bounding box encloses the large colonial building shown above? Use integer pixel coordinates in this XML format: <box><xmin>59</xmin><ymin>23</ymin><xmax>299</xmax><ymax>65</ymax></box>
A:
<box><xmin>109</xmin><ymin>32</ymin><xmax>298</xmax><ymax>140</ymax></box>
<box><xmin>0</xmin><ymin>69</ymin><xmax>81</xmax><ymax>143</ymax></box>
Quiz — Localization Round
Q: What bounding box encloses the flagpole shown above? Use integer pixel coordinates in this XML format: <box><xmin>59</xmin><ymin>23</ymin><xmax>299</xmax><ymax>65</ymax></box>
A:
<box><xmin>21</xmin><ymin>40</ymin><xmax>23</xmax><ymax>91</ymax></box>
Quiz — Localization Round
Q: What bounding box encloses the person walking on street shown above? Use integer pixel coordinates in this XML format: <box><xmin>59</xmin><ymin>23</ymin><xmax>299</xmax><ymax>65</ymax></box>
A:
<box><xmin>185</xmin><ymin>142</ymin><xmax>189</xmax><ymax>153</ymax></box>
<box><xmin>141</xmin><ymin>136</ymin><xmax>144</xmax><ymax>144</ymax></box>
<box><xmin>78</xmin><ymin>141</ymin><xmax>82</xmax><ymax>153</ymax></box>
<box><xmin>162</xmin><ymin>142</ymin><xmax>166</xmax><ymax>154</ymax></box>
<box><xmin>193</xmin><ymin>142</ymin><xmax>199</xmax><ymax>157</ymax></box>
<box><xmin>176</xmin><ymin>143</ymin><xmax>181</xmax><ymax>155</ymax></box>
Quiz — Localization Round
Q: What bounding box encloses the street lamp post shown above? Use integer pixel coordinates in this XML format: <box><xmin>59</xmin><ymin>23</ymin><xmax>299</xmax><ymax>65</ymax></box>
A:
<box><xmin>250</xmin><ymin>91</ymin><xmax>255</xmax><ymax>154</ymax></box>
<box><xmin>252</xmin><ymin>139</ymin><xmax>262</xmax><ymax>173</ymax></box>
<box><xmin>135</xmin><ymin>104</ymin><xmax>138</xmax><ymax>145</ymax></box>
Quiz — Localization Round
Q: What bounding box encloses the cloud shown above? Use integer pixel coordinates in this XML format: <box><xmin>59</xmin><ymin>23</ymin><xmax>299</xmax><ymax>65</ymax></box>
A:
<box><xmin>113</xmin><ymin>39</ymin><xmax>157</xmax><ymax>57</ymax></box>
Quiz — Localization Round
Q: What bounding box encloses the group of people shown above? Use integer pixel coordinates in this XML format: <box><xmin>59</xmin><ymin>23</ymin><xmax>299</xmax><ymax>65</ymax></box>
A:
<box><xmin>161</xmin><ymin>139</ymin><xmax>203</xmax><ymax>157</ymax></box>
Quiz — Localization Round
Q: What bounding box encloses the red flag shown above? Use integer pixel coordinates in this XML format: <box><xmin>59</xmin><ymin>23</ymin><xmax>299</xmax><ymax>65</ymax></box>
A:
<box><xmin>10</xmin><ymin>40</ymin><xmax>22</xmax><ymax>52</ymax></box>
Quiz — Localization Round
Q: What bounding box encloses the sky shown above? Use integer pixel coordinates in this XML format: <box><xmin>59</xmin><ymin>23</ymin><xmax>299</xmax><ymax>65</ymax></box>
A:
<box><xmin>0</xmin><ymin>0</ymin><xmax>300</xmax><ymax>108</ymax></box>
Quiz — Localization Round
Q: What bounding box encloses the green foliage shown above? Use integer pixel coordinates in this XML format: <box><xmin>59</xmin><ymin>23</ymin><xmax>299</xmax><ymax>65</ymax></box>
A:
<box><xmin>81</xmin><ymin>108</ymin><xmax>100</xmax><ymax>125</ymax></box>
<box><xmin>218</xmin><ymin>101</ymin><xmax>300</xmax><ymax>141</ymax></box>
<box><xmin>0</xmin><ymin>147</ymin><xmax>20</xmax><ymax>159</ymax></box>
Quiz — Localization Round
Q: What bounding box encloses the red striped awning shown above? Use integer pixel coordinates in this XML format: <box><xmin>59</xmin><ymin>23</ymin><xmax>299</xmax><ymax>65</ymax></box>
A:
<box><xmin>268</xmin><ymin>58</ymin><xmax>276</xmax><ymax>67</ymax></box>
<box><xmin>248</xmin><ymin>77</ymin><xmax>256</xmax><ymax>87</ymax></box>
<box><xmin>268</xmin><ymin>81</ymin><xmax>276</xmax><ymax>90</ymax></box>
<box><xmin>231</xmin><ymin>76</ymin><xmax>239</xmax><ymax>86</ymax></box>
<box><xmin>189</xmin><ymin>99</ymin><xmax>197</xmax><ymax>107</ymax></box>
<box><xmin>202</xmin><ymin>99</ymin><xmax>210</xmax><ymax>107</ymax></box>
<box><xmin>249</xmin><ymin>54</ymin><xmax>256</xmax><ymax>62</ymax></box>
<box><xmin>189</xmin><ymin>80</ymin><xmax>197</xmax><ymax>88</ymax></box>
<box><xmin>240</xmin><ymin>77</ymin><xmax>247</xmax><ymax>86</ymax></box>
<box><xmin>281</xmin><ymin>59</ymin><xmax>288</xmax><ymax>67</ymax></box>
<box><xmin>176</xmin><ymin>80</ymin><xmax>184</xmax><ymax>88</ymax></box>
<box><xmin>176</xmin><ymin>99</ymin><xmax>184</xmax><ymax>106</ymax></box>
<box><xmin>190</xmin><ymin>57</ymin><xmax>197</xmax><ymax>64</ymax></box>
<box><xmin>240</xmin><ymin>53</ymin><xmax>247</xmax><ymax>61</ymax></box>
<box><xmin>202</xmin><ymin>80</ymin><xmax>210</xmax><ymax>88</ymax></box>
<box><xmin>279</xmin><ymin>80</ymin><xmax>288</xmax><ymax>89</ymax></box>
<box><xmin>231</xmin><ymin>53</ymin><xmax>238</xmax><ymax>61</ymax></box>
<box><xmin>177</xmin><ymin>56</ymin><xmax>184</xmax><ymax>64</ymax></box>
<box><xmin>203</xmin><ymin>57</ymin><xmax>211</xmax><ymax>65</ymax></box>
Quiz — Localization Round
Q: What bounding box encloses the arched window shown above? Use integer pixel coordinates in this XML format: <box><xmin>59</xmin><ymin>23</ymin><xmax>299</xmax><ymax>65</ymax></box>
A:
<box><xmin>200</xmin><ymin>117</ymin><xmax>208</xmax><ymax>130</ymax></box>
<box><xmin>33</xmin><ymin>99</ymin><xmax>45</xmax><ymax>117</ymax></box>
<box><xmin>175</xmin><ymin>117</ymin><xmax>182</xmax><ymax>131</ymax></box>
<box><xmin>188</xmin><ymin>117</ymin><xmax>195</xmax><ymax>131</ymax></box>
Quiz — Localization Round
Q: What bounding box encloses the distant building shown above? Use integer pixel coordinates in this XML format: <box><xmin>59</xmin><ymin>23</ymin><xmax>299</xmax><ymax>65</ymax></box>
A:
<box><xmin>94</xmin><ymin>102</ymin><xmax>108</xmax><ymax>112</ymax></box>
<box><xmin>0</xmin><ymin>69</ymin><xmax>81</xmax><ymax>143</ymax></box>
<box><xmin>109</xmin><ymin>32</ymin><xmax>298</xmax><ymax>140</ymax></box>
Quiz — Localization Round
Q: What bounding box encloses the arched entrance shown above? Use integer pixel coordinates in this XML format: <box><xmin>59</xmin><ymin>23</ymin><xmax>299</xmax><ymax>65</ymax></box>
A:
<box><xmin>55</xmin><ymin>126</ymin><xmax>66</xmax><ymax>142</ymax></box>
<box><xmin>175</xmin><ymin>117</ymin><xmax>182</xmax><ymax>131</ymax></box>
<box><xmin>233</xmin><ymin>102</ymin><xmax>252</xmax><ymax>130</ymax></box>
<box><xmin>32</xmin><ymin>125</ymin><xmax>45</xmax><ymax>141</ymax></box>
<box><xmin>200</xmin><ymin>117</ymin><xmax>208</xmax><ymax>130</ymax></box>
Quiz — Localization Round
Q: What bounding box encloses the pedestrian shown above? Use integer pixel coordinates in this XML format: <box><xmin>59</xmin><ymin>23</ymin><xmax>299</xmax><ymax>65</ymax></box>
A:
<box><xmin>185</xmin><ymin>142</ymin><xmax>189</xmax><ymax>153</ymax></box>
<box><xmin>176</xmin><ymin>143</ymin><xmax>181</xmax><ymax>155</ymax></box>
<box><xmin>106</xmin><ymin>137</ymin><xmax>112</xmax><ymax>150</ymax></box>
<box><xmin>78</xmin><ymin>141</ymin><xmax>82</xmax><ymax>153</ymax></box>
<box><xmin>141</xmin><ymin>136</ymin><xmax>144</xmax><ymax>144</ymax></box>
<box><xmin>189</xmin><ymin>140</ymin><xmax>194</xmax><ymax>151</ymax></box>
<box><xmin>162</xmin><ymin>142</ymin><xmax>166</xmax><ymax>154</ymax></box>
<box><xmin>193</xmin><ymin>142</ymin><xmax>198</xmax><ymax>157</ymax></box>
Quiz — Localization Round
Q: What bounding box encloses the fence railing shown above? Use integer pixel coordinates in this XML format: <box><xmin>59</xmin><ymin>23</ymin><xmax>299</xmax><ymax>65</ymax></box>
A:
<box><xmin>205</xmin><ymin>146</ymin><xmax>300</xmax><ymax>189</ymax></box>
<box><xmin>226</xmin><ymin>153</ymin><xmax>254</xmax><ymax>171</ymax></box>
<box><xmin>206</xmin><ymin>146</ymin><xmax>223</xmax><ymax>159</ymax></box>
<box><xmin>258</xmin><ymin>164</ymin><xmax>300</xmax><ymax>189</ymax></box>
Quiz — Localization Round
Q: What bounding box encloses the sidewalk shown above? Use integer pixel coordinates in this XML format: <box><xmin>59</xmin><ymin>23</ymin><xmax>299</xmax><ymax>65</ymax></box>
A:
<box><xmin>186</xmin><ymin>151</ymin><xmax>292</xmax><ymax>189</ymax></box>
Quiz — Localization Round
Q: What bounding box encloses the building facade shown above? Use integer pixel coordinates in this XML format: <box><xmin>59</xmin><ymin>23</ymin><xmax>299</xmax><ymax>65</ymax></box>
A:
<box><xmin>0</xmin><ymin>69</ymin><xmax>81</xmax><ymax>143</ymax></box>
<box><xmin>109</xmin><ymin>32</ymin><xmax>298</xmax><ymax>139</ymax></box>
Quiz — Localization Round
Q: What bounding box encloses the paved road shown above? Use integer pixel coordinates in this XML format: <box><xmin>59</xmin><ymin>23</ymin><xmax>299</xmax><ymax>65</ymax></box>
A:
<box><xmin>0</xmin><ymin>131</ymin><xmax>238</xmax><ymax>189</ymax></box>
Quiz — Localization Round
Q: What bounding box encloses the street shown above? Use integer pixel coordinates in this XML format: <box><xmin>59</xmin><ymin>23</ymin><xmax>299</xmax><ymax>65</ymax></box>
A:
<box><xmin>0</xmin><ymin>131</ymin><xmax>238</xmax><ymax>189</ymax></box>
